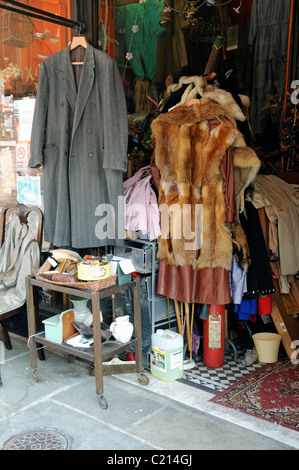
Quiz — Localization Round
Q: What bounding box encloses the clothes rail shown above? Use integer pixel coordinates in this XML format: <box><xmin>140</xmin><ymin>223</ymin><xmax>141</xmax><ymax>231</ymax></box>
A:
<box><xmin>0</xmin><ymin>0</ymin><xmax>85</xmax><ymax>33</ymax></box>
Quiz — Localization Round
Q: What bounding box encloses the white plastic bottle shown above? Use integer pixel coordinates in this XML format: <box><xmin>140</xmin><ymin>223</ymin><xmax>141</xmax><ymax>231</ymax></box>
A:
<box><xmin>150</xmin><ymin>329</ymin><xmax>183</xmax><ymax>382</ymax></box>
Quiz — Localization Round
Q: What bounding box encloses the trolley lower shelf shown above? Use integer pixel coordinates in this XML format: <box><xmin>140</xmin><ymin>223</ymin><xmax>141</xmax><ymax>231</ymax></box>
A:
<box><xmin>25</xmin><ymin>275</ymin><xmax>149</xmax><ymax>409</ymax></box>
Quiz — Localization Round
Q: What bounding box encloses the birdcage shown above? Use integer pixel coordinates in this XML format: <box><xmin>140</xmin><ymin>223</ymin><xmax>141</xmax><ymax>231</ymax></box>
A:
<box><xmin>0</xmin><ymin>10</ymin><xmax>34</xmax><ymax>48</ymax></box>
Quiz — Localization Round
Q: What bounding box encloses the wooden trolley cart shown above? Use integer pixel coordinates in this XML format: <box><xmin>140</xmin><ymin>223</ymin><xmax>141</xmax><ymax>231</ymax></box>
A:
<box><xmin>25</xmin><ymin>275</ymin><xmax>148</xmax><ymax>409</ymax></box>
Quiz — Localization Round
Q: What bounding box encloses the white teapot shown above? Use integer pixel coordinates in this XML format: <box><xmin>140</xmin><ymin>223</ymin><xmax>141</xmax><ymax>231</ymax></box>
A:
<box><xmin>109</xmin><ymin>315</ymin><xmax>134</xmax><ymax>343</ymax></box>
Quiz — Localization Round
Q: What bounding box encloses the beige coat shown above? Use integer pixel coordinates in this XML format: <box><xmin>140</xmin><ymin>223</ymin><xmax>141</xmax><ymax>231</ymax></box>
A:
<box><xmin>0</xmin><ymin>215</ymin><xmax>40</xmax><ymax>315</ymax></box>
<box><xmin>249</xmin><ymin>175</ymin><xmax>299</xmax><ymax>276</ymax></box>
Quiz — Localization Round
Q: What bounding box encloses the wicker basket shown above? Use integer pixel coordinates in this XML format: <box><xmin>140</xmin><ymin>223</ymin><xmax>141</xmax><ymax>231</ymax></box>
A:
<box><xmin>34</xmin><ymin>271</ymin><xmax>117</xmax><ymax>292</ymax></box>
<box><xmin>0</xmin><ymin>10</ymin><xmax>34</xmax><ymax>48</ymax></box>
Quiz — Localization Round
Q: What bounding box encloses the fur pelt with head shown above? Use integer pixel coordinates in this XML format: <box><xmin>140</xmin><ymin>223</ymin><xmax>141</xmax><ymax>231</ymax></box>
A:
<box><xmin>165</xmin><ymin>75</ymin><xmax>251</xmax><ymax>118</ymax></box>
<box><xmin>152</xmin><ymin>90</ymin><xmax>260</xmax><ymax>270</ymax></box>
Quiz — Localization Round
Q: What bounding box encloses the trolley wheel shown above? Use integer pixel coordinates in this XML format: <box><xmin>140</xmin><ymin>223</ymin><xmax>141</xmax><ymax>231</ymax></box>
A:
<box><xmin>138</xmin><ymin>373</ymin><xmax>149</xmax><ymax>386</ymax></box>
<box><xmin>32</xmin><ymin>369</ymin><xmax>39</xmax><ymax>382</ymax></box>
<box><xmin>97</xmin><ymin>394</ymin><xmax>108</xmax><ymax>409</ymax></box>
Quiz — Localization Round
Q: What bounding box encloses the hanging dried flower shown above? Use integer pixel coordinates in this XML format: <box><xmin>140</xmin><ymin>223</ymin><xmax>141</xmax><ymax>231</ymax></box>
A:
<box><xmin>126</xmin><ymin>52</ymin><xmax>133</xmax><ymax>61</ymax></box>
<box><xmin>164</xmin><ymin>6</ymin><xmax>171</xmax><ymax>12</ymax></box>
<box><xmin>132</xmin><ymin>24</ymin><xmax>139</xmax><ymax>33</ymax></box>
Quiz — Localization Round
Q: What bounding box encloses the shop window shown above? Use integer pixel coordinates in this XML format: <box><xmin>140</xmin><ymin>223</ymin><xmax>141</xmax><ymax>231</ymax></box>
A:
<box><xmin>0</xmin><ymin>0</ymin><xmax>72</xmax><ymax>211</ymax></box>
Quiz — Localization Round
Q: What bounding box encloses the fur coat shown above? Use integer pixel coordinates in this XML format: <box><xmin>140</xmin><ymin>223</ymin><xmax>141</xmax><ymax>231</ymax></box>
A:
<box><xmin>151</xmin><ymin>85</ymin><xmax>261</xmax><ymax>271</ymax></box>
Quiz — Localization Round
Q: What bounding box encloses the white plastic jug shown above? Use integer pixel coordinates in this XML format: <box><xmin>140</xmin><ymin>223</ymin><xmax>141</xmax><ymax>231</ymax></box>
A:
<box><xmin>151</xmin><ymin>329</ymin><xmax>183</xmax><ymax>382</ymax></box>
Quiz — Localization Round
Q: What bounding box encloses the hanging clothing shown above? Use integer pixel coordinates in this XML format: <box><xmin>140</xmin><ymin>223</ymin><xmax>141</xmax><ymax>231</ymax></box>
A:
<box><xmin>258</xmin><ymin>295</ymin><xmax>273</xmax><ymax>316</ymax></box>
<box><xmin>249</xmin><ymin>0</ymin><xmax>292</xmax><ymax>135</ymax></box>
<box><xmin>30</xmin><ymin>44</ymin><xmax>128</xmax><ymax>249</ymax></box>
<box><xmin>155</xmin><ymin>0</ymin><xmax>189</xmax><ymax>86</ymax></box>
<box><xmin>234</xmin><ymin>294</ymin><xmax>273</xmax><ymax>321</ymax></box>
<box><xmin>154</xmin><ymin>141</ymin><xmax>233</xmax><ymax>305</ymax></box>
<box><xmin>153</xmin><ymin>139</ymin><xmax>232</xmax><ymax>305</ymax></box>
<box><xmin>116</xmin><ymin>0</ymin><xmax>165</xmax><ymax>84</ymax></box>
<box><xmin>151</xmin><ymin>88</ymin><xmax>260</xmax><ymax>271</ymax></box>
<box><xmin>123</xmin><ymin>165</ymin><xmax>161</xmax><ymax>241</ymax></box>
<box><xmin>230</xmin><ymin>256</ymin><xmax>247</xmax><ymax>305</ymax></box>
<box><xmin>239</xmin><ymin>200</ymin><xmax>275</xmax><ymax>298</ymax></box>
<box><xmin>234</xmin><ymin>298</ymin><xmax>257</xmax><ymax>321</ymax></box>
<box><xmin>157</xmin><ymin>261</ymin><xmax>231</xmax><ymax>305</ymax></box>
<box><xmin>151</xmin><ymin>81</ymin><xmax>260</xmax><ymax>304</ymax></box>
<box><xmin>248</xmin><ymin>174</ymin><xmax>299</xmax><ymax>276</ymax></box>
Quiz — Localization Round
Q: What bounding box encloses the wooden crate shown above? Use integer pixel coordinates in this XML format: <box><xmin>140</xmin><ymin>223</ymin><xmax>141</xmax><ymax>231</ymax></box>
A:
<box><xmin>0</xmin><ymin>10</ymin><xmax>34</xmax><ymax>48</ymax></box>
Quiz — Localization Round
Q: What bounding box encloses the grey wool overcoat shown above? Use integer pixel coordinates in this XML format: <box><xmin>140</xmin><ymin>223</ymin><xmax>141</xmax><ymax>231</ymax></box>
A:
<box><xmin>29</xmin><ymin>44</ymin><xmax>128</xmax><ymax>249</ymax></box>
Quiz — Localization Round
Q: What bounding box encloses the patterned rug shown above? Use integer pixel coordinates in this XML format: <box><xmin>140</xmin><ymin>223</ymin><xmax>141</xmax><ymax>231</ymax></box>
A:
<box><xmin>210</xmin><ymin>359</ymin><xmax>299</xmax><ymax>432</ymax></box>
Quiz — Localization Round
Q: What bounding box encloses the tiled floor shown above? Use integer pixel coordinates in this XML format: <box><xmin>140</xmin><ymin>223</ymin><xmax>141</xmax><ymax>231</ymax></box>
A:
<box><xmin>180</xmin><ymin>342</ymin><xmax>262</xmax><ymax>394</ymax></box>
<box><xmin>181</xmin><ymin>359</ymin><xmax>261</xmax><ymax>394</ymax></box>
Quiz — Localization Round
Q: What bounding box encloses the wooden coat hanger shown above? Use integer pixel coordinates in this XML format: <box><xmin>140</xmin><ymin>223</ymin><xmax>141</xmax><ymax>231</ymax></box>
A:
<box><xmin>70</xmin><ymin>36</ymin><xmax>87</xmax><ymax>65</ymax></box>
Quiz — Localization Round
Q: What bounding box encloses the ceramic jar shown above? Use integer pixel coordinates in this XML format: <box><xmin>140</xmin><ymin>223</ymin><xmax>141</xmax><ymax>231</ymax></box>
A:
<box><xmin>70</xmin><ymin>296</ymin><xmax>93</xmax><ymax>326</ymax></box>
<box><xmin>109</xmin><ymin>315</ymin><xmax>134</xmax><ymax>343</ymax></box>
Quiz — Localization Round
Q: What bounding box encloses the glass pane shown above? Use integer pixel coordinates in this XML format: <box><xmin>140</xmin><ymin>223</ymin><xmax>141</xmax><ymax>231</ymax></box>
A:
<box><xmin>0</xmin><ymin>0</ymin><xmax>72</xmax><ymax>212</ymax></box>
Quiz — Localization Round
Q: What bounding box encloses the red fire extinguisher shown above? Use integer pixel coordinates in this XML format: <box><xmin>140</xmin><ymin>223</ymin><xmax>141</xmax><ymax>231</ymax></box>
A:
<box><xmin>203</xmin><ymin>305</ymin><xmax>225</xmax><ymax>368</ymax></box>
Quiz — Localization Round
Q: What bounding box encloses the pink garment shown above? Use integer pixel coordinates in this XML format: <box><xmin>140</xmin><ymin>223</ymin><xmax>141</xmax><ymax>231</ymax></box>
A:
<box><xmin>123</xmin><ymin>166</ymin><xmax>161</xmax><ymax>241</ymax></box>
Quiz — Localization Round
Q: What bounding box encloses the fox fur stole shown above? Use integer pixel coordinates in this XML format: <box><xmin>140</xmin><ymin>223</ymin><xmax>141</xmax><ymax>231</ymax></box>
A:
<box><xmin>151</xmin><ymin>88</ymin><xmax>260</xmax><ymax>271</ymax></box>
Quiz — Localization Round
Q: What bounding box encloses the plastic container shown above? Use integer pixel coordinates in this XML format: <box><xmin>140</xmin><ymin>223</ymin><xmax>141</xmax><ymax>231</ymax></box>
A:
<box><xmin>42</xmin><ymin>309</ymin><xmax>75</xmax><ymax>344</ymax></box>
<box><xmin>131</xmin><ymin>245</ymin><xmax>152</xmax><ymax>273</ymax></box>
<box><xmin>117</xmin><ymin>245</ymin><xmax>153</xmax><ymax>273</ymax></box>
<box><xmin>150</xmin><ymin>329</ymin><xmax>183</xmax><ymax>382</ymax></box>
<box><xmin>252</xmin><ymin>332</ymin><xmax>281</xmax><ymax>363</ymax></box>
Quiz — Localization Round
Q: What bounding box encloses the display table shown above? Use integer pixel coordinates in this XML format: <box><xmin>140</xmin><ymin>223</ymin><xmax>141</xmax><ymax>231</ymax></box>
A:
<box><xmin>25</xmin><ymin>275</ymin><xmax>148</xmax><ymax>409</ymax></box>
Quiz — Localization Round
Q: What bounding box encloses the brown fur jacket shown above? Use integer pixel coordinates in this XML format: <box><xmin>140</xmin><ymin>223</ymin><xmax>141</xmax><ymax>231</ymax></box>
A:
<box><xmin>151</xmin><ymin>88</ymin><xmax>261</xmax><ymax>271</ymax></box>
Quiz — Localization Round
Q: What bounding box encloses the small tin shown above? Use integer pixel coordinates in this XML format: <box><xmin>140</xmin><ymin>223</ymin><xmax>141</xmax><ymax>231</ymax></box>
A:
<box><xmin>77</xmin><ymin>257</ymin><xmax>111</xmax><ymax>281</ymax></box>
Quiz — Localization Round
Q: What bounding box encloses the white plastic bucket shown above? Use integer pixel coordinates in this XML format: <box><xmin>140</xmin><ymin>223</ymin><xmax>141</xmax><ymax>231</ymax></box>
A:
<box><xmin>252</xmin><ymin>332</ymin><xmax>281</xmax><ymax>363</ymax></box>
<box><xmin>150</xmin><ymin>329</ymin><xmax>183</xmax><ymax>382</ymax></box>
